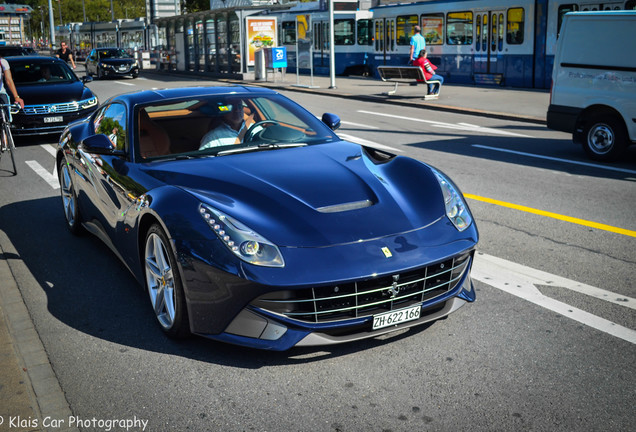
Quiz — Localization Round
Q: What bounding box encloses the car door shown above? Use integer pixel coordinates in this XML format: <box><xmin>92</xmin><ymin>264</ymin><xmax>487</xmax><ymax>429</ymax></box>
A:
<box><xmin>86</xmin><ymin>49</ymin><xmax>97</xmax><ymax>74</ymax></box>
<box><xmin>80</xmin><ymin>102</ymin><xmax>142</xmax><ymax>245</ymax></box>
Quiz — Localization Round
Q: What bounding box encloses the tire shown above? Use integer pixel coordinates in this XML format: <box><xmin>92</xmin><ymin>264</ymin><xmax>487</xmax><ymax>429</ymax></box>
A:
<box><xmin>144</xmin><ymin>224</ymin><xmax>190</xmax><ymax>338</ymax></box>
<box><xmin>581</xmin><ymin>114</ymin><xmax>627</xmax><ymax>162</ymax></box>
<box><xmin>58</xmin><ymin>158</ymin><xmax>84</xmax><ymax>235</ymax></box>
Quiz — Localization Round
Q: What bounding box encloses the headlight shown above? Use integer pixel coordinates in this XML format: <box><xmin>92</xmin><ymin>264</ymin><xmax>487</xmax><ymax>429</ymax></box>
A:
<box><xmin>199</xmin><ymin>204</ymin><xmax>284</xmax><ymax>268</ymax></box>
<box><xmin>100</xmin><ymin>63</ymin><xmax>113</xmax><ymax>69</ymax></box>
<box><xmin>431</xmin><ymin>168</ymin><xmax>473</xmax><ymax>232</ymax></box>
<box><xmin>79</xmin><ymin>96</ymin><xmax>98</xmax><ymax>110</ymax></box>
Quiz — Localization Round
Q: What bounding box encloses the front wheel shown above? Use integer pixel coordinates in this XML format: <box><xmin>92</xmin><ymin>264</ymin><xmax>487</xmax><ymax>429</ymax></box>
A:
<box><xmin>58</xmin><ymin>158</ymin><xmax>84</xmax><ymax>235</ymax></box>
<box><xmin>144</xmin><ymin>224</ymin><xmax>190</xmax><ymax>338</ymax></box>
<box><xmin>2</xmin><ymin>122</ymin><xmax>16</xmax><ymax>175</ymax></box>
<box><xmin>581</xmin><ymin>114</ymin><xmax>627</xmax><ymax>161</ymax></box>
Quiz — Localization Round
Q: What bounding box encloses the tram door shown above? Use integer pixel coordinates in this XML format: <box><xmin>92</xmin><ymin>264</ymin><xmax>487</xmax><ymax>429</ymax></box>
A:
<box><xmin>373</xmin><ymin>18</ymin><xmax>397</xmax><ymax>65</ymax></box>
<box><xmin>313</xmin><ymin>20</ymin><xmax>329</xmax><ymax>69</ymax></box>
<box><xmin>474</xmin><ymin>11</ymin><xmax>505</xmax><ymax>76</ymax></box>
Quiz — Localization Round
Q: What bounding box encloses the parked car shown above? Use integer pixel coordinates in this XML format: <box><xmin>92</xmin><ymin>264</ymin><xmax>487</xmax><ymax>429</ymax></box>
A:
<box><xmin>85</xmin><ymin>47</ymin><xmax>139</xmax><ymax>79</ymax></box>
<box><xmin>547</xmin><ymin>11</ymin><xmax>636</xmax><ymax>161</ymax></box>
<box><xmin>6</xmin><ymin>56</ymin><xmax>98</xmax><ymax>136</ymax></box>
<box><xmin>56</xmin><ymin>86</ymin><xmax>478</xmax><ymax>350</ymax></box>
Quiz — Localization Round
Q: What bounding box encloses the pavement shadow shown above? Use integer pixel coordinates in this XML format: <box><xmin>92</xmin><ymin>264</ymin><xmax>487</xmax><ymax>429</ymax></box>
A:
<box><xmin>0</xmin><ymin>196</ymin><xmax>437</xmax><ymax>368</ymax></box>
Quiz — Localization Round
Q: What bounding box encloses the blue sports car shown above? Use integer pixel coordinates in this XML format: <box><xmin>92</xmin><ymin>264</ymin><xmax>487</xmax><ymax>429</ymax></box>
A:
<box><xmin>56</xmin><ymin>86</ymin><xmax>478</xmax><ymax>350</ymax></box>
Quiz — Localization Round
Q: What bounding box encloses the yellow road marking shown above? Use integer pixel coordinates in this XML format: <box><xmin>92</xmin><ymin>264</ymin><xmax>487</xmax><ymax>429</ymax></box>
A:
<box><xmin>464</xmin><ymin>194</ymin><xmax>636</xmax><ymax>238</ymax></box>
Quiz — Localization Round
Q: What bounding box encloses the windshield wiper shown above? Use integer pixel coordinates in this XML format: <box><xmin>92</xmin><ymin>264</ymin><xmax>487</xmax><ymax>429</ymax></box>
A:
<box><xmin>216</xmin><ymin>143</ymin><xmax>307</xmax><ymax>157</ymax></box>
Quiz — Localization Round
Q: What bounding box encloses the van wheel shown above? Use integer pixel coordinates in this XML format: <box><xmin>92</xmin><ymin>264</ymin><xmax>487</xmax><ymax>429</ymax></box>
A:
<box><xmin>582</xmin><ymin>114</ymin><xmax>627</xmax><ymax>161</ymax></box>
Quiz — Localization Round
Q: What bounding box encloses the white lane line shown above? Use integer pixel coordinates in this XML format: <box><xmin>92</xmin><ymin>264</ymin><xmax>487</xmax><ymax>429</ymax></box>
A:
<box><xmin>41</xmin><ymin>144</ymin><xmax>56</xmax><ymax>157</ymax></box>
<box><xmin>472</xmin><ymin>253</ymin><xmax>636</xmax><ymax>344</ymax></box>
<box><xmin>26</xmin><ymin>160</ymin><xmax>59</xmax><ymax>189</ymax></box>
<box><xmin>472</xmin><ymin>145</ymin><xmax>636</xmax><ymax>175</ymax></box>
<box><xmin>115</xmin><ymin>80</ymin><xmax>136</xmax><ymax>86</ymax></box>
<box><xmin>357</xmin><ymin>110</ymin><xmax>530</xmax><ymax>137</ymax></box>
<box><xmin>341</xmin><ymin>120</ymin><xmax>380</xmax><ymax>130</ymax></box>
<box><xmin>338</xmin><ymin>133</ymin><xmax>402</xmax><ymax>152</ymax></box>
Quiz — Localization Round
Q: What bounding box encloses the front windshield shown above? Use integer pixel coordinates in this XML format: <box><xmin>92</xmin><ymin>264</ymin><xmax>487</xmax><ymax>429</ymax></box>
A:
<box><xmin>100</xmin><ymin>49</ymin><xmax>132</xmax><ymax>59</ymax></box>
<box><xmin>10</xmin><ymin>61</ymin><xmax>76</xmax><ymax>85</ymax></box>
<box><xmin>137</xmin><ymin>93</ymin><xmax>339</xmax><ymax>160</ymax></box>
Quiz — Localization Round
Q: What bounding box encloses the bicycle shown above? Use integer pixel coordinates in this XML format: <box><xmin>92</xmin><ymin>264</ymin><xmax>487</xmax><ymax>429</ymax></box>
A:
<box><xmin>0</xmin><ymin>102</ymin><xmax>19</xmax><ymax>175</ymax></box>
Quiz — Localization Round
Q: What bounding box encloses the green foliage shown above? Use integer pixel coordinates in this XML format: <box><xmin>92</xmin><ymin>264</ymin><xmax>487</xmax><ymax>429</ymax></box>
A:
<box><xmin>24</xmin><ymin>0</ymin><xmax>148</xmax><ymax>38</ymax></box>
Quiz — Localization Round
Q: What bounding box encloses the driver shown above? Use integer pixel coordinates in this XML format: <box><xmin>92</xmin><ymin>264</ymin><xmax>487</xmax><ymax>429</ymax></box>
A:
<box><xmin>199</xmin><ymin>100</ymin><xmax>255</xmax><ymax>150</ymax></box>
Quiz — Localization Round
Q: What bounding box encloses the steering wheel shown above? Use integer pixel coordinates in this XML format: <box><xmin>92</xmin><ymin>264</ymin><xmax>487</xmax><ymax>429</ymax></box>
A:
<box><xmin>244</xmin><ymin>120</ymin><xmax>280</xmax><ymax>142</ymax></box>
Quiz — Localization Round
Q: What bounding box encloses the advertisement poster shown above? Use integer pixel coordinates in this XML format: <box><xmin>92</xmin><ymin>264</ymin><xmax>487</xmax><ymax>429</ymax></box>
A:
<box><xmin>246</xmin><ymin>17</ymin><xmax>277</xmax><ymax>66</ymax></box>
<box><xmin>296</xmin><ymin>14</ymin><xmax>312</xmax><ymax>69</ymax></box>
<box><xmin>422</xmin><ymin>17</ymin><xmax>444</xmax><ymax>45</ymax></box>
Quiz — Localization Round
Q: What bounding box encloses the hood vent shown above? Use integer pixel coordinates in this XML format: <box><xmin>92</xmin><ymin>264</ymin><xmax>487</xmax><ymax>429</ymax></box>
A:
<box><xmin>316</xmin><ymin>199</ymin><xmax>373</xmax><ymax>214</ymax></box>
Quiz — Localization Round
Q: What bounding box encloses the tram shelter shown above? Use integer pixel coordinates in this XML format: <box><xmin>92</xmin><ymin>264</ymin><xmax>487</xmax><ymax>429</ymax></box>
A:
<box><xmin>154</xmin><ymin>1</ymin><xmax>291</xmax><ymax>79</ymax></box>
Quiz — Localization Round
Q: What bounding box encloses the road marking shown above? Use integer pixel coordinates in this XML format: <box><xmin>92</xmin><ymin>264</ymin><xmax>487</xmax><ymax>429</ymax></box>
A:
<box><xmin>472</xmin><ymin>145</ymin><xmax>636</xmax><ymax>175</ymax></box>
<box><xmin>465</xmin><ymin>193</ymin><xmax>636</xmax><ymax>238</ymax></box>
<box><xmin>341</xmin><ymin>120</ymin><xmax>380</xmax><ymax>130</ymax></box>
<box><xmin>357</xmin><ymin>110</ymin><xmax>529</xmax><ymax>137</ymax></box>
<box><xmin>338</xmin><ymin>133</ymin><xmax>402</xmax><ymax>152</ymax></box>
<box><xmin>41</xmin><ymin>144</ymin><xmax>56</xmax><ymax>157</ymax></box>
<box><xmin>115</xmin><ymin>80</ymin><xmax>136</xmax><ymax>86</ymax></box>
<box><xmin>26</xmin><ymin>160</ymin><xmax>59</xmax><ymax>189</ymax></box>
<box><xmin>473</xmin><ymin>253</ymin><xmax>636</xmax><ymax>344</ymax></box>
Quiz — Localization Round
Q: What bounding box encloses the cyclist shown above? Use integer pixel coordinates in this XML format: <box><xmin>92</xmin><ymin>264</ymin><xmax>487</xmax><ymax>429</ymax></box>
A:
<box><xmin>0</xmin><ymin>56</ymin><xmax>24</xmax><ymax>110</ymax></box>
<box><xmin>55</xmin><ymin>42</ymin><xmax>76</xmax><ymax>69</ymax></box>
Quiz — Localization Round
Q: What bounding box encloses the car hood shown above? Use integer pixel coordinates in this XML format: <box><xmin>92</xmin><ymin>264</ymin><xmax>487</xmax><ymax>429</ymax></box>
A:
<box><xmin>17</xmin><ymin>81</ymin><xmax>91</xmax><ymax>105</ymax></box>
<box><xmin>144</xmin><ymin>142</ymin><xmax>448</xmax><ymax>248</ymax></box>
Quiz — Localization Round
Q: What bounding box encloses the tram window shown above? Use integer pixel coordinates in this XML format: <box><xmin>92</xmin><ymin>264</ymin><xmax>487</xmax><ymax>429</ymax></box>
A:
<box><xmin>446</xmin><ymin>12</ymin><xmax>473</xmax><ymax>45</ymax></box>
<box><xmin>557</xmin><ymin>5</ymin><xmax>578</xmax><ymax>38</ymax></box>
<box><xmin>281</xmin><ymin>21</ymin><xmax>296</xmax><ymax>45</ymax></box>
<box><xmin>498</xmin><ymin>13</ymin><xmax>504</xmax><ymax>51</ymax></box>
<box><xmin>507</xmin><ymin>8</ymin><xmax>524</xmax><ymax>45</ymax></box>
<box><xmin>476</xmin><ymin>15</ymin><xmax>481</xmax><ymax>51</ymax></box>
<box><xmin>491</xmin><ymin>14</ymin><xmax>497</xmax><ymax>52</ymax></box>
<box><xmin>396</xmin><ymin>15</ymin><xmax>418</xmax><ymax>45</ymax></box>
<box><xmin>334</xmin><ymin>19</ymin><xmax>355</xmax><ymax>45</ymax></box>
<box><xmin>421</xmin><ymin>14</ymin><xmax>443</xmax><ymax>45</ymax></box>
<box><xmin>357</xmin><ymin>19</ymin><xmax>372</xmax><ymax>45</ymax></box>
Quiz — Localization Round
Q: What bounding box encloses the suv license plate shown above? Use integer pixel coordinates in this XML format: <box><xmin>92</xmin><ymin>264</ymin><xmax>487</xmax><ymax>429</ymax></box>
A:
<box><xmin>44</xmin><ymin>116</ymin><xmax>63</xmax><ymax>123</ymax></box>
<box><xmin>372</xmin><ymin>305</ymin><xmax>421</xmax><ymax>330</ymax></box>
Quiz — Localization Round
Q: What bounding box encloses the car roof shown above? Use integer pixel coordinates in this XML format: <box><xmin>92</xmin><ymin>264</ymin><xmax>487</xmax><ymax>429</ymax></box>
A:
<box><xmin>5</xmin><ymin>55</ymin><xmax>66</xmax><ymax>63</ymax></box>
<box><xmin>109</xmin><ymin>86</ymin><xmax>280</xmax><ymax>108</ymax></box>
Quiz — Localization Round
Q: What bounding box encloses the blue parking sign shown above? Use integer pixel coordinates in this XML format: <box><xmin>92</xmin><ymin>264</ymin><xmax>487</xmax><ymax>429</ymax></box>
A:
<box><xmin>271</xmin><ymin>47</ymin><xmax>287</xmax><ymax>68</ymax></box>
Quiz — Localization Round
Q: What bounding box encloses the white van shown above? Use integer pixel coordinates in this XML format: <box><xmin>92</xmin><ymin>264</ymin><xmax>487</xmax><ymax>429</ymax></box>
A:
<box><xmin>547</xmin><ymin>11</ymin><xmax>636</xmax><ymax>161</ymax></box>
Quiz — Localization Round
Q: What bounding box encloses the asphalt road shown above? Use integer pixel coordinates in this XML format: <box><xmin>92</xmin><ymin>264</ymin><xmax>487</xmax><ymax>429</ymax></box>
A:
<box><xmin>0</xmin><ymin>73</ymin><xmax>634</xmax><ymax>432</ymax></box>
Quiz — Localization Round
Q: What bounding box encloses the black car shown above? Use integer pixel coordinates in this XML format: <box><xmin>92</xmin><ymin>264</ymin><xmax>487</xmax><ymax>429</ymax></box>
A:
<box><xmin>7</xmin><ymin>56</ymin><xmax>98</xmax><ymax>135</ymax></box>
<box><xmin>0</xmin><ymin>45</ymin><xmax>36</xmax><ymax>57</ymax></box>
<box><xmin>85</xmin><ymin>47</ymin><xmax>139</xmax><ymax>79</ymax></box>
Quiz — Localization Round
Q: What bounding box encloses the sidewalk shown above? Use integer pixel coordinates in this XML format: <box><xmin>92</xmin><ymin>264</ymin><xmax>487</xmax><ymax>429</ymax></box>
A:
<box><xmin>0</xmin><ymin>69</ymin><xmax>549</xmax><ymax>432</ymax></box>
<box><xmin>217</xmin><ymin>73</ymin><xmax>550</xmax><ymax>124</ymax></box>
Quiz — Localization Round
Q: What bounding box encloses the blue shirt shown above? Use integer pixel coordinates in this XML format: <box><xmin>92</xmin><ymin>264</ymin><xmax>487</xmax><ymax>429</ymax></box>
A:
<box><xmin>410</xmin><ymin>33</ymin><xmax>426</xmax><ymax>61</ymax></box>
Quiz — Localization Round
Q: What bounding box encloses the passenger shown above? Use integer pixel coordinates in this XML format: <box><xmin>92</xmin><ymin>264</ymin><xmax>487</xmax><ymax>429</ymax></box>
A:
<box><xmin>413</xmin><ymin>49</ymin><xmax>444</xmax><ymax>95</ymax></box>
<box><xmin>38</xmin><ymin>66</ymin><xmax>51</xmax><ymax>82</ymax></box>
<box><xmin>199</xmin><ymin>101</ymin><xmax>254</xmax><ymax>150</ymax></box>
<box><xmin>55</xmin><ymin>42</ymin><xmax>76</xmax><ymax>69</ymax></box>
<box><xmin>409</xmin><ymin>25</ymin><xmax>426</xmax><ymax>65</ymax></box>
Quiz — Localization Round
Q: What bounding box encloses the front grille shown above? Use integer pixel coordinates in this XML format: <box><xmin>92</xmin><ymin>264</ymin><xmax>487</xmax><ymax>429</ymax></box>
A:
<box><xmin>252</xmin><ymin>252</ymin><xmax>472</xmax><ymax>323</ymax></box>
<box><xmin>23</xmin><ymin>102</ymin><xmax>81</xmax><ymax>115</ymax></box>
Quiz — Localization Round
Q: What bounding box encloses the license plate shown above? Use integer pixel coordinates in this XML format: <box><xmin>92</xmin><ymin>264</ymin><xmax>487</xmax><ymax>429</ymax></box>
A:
<box><xmin>372</xmin><ymin>305</ymin><xmax>421</xmax><ymax>330</ymax></box>
<box><xmin>44</xmin><ymin>116</ymin><xmax>63</xmax><ymax>123</ymax></box>
<box><xmin>119</xmin><ymin>66</ymin><xmax>127</xmax><ymax>71</ymax></box>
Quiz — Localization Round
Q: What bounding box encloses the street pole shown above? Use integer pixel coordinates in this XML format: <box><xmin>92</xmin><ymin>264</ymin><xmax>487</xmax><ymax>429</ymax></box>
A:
<box><xmin>110</xmin><ymin>0</ymin><xmax>115</xmax><ymax>21</ymax></box>
<box><xmin>328</xmin><ymin>0</ymin><xmax>336</xmax><ymax>89</ymax></box>
<box><xmin>48</xmin><ymin>0</ymin><xmax>56</xmax><ymax>50</ymax></box>
<box><xmin>57</xmin><ymin>0</ymin><xmax>62</xmax><ymax>26</ymax></box>
<box><xmin>82</xmin><ymin>0</ymin><xmax>86</xmax><ymax>23</ymax></box>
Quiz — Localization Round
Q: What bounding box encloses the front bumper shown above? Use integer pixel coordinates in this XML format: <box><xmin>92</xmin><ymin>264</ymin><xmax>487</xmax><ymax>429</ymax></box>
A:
<box><xmin>176</xmin><ymin>216</ymin><xmax>478</xmax><ymax>350</ymax></box>
<box><xmin>11</xmin><ymin>107</ymin><xmax>98</xmax><ymax>136</ymax></box>
<box><xmin>100</xmin><ymin>65</ymin><xmax>139</xmax><ymax>77</ymax></box>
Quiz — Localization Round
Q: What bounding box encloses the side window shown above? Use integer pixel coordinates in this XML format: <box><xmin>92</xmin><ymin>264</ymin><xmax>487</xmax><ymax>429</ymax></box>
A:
<box><xmin>334</xmin><ymin>19</ymin><xmax>354</xmax><ymax>45</ymax></box>
<box><xmin>95</xmin><ymin>103</ymin><xmax>127</xmax><ymax>151</ymax></box>
<box><xmin>507</xmin><ymin>8</ymin><xmax>525</xmax><ymax>45</ymax></box>
<box><xmin>357</xmin><ymin>19</ymin><xmax>372</xmax><ymax>46</ymax></box>
<box><xmin>281</xmin><ymin>21</ymin><xmax>296</xmax><ymax>45</ymax></box>
<box><xmin>446</xmin><ymin>12</ymin><xmax>473</xmax><ymax>45</ymax></box>
<box><xmin>396</xmin><ymin>15</ymin><xmax>418</xmax><ymax>45</ymax></box>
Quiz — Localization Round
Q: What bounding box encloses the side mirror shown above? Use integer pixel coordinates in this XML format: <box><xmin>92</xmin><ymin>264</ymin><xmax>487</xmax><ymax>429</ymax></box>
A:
<box><xmin>321</xmin><ymin>113</ymin><xmax>341</xmax><ymax>131</ymax></box>
<box><xmin>81</xmin><ymin>75</ymin><xmax>93</xmax><ymax>84</ymax></box>
<box><xmin>79</xmin><ymin>134</ymin><xmax>117</xmax><ymax>155</ymax></box>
